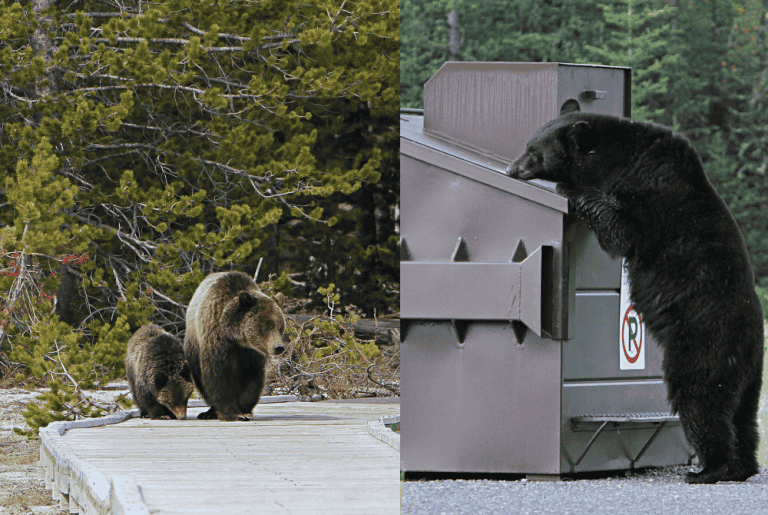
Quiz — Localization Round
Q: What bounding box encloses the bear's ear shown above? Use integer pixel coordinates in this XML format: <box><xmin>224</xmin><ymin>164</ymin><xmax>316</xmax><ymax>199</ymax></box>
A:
<box><xmin>273</xmin><ymin>292</ymin><xmax>285</xmax><ymax>309</ymax></box>
<box><xmin>567</xmin><ymin>120</ymin><xmax>598</xmax><ymax>153</ymax></box>
<box><xmin>238</xmin><ymin>291</ymin><xmax>258</xmax><ymax>310</ymax></box>
<box><xmin>560</xmin><ymin>99</ymin><xmax>581</xmax><ymax>115</ymax></box>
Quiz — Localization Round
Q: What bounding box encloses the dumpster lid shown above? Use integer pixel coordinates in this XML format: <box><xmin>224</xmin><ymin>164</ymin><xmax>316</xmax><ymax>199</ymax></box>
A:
<box><xmin>400</xmin><ymin>114</ymin><xmax>568</xmax><ymax>214</ymax></box>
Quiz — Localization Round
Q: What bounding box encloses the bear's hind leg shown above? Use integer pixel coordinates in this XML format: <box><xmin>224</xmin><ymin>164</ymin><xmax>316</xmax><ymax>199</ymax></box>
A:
<box><xmin>730</xmin><ymin>372</ymin><xmax>762</xmax><ymax>481</ymax></box>
<box><xmin>677</xmin><ymin>391</ymin><xmax>739</xmax><ymax>484</ymax></box>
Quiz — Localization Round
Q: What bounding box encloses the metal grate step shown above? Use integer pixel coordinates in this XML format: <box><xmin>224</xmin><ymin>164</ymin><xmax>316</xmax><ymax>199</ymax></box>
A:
<box><xmin>572</xmin><ymin>412</ymin><xmax>679</xmax><ymax>424</ymax></box>
<box><xmin>566</xmin><ymin>412</ymin><xmax>684</xmax><ymax>473</ymax></box>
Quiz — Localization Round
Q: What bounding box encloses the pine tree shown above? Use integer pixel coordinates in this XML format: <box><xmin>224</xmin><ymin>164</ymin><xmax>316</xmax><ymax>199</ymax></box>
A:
<box><xmin>401</xmin><ymin>0</ymin><xmax>452</xmax><ymax>108</ymax></box>
<box><xmin>716</xmin><ymin>0</ymin><xmax>768</xmax><ymax>310</ymax></box>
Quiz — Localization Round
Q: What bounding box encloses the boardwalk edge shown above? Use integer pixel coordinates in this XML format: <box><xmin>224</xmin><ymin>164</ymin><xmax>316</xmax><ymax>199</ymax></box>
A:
<box><xmin>37</xmin><ymin>395</ymin><xmax>301</xmax><ymax>514</ymax></box>
<box><xmin>40</xmin><ymin>409</ymin><xmax>145</xmax><ymax>514</ymax></box>
<box><xmin>368</xmin><ymin>414</ymin><xmax>400</xmax><ymax>451</ymax></box>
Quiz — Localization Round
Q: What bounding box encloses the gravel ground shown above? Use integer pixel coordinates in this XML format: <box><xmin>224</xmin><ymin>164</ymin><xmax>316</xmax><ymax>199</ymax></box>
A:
<box><xmin>402</xmin><ymin>467</ymin><xmax>768</xmax><ymax>514</ymax></box>
<box><xmin>0</xmin><ymin>387</ymin><xmax>60</xmax><ymax>515</ymax></box>
<box><xmin>0</xmin><ymin>384</ymin><xmax>128</xmax><ymax>515</ymax></box>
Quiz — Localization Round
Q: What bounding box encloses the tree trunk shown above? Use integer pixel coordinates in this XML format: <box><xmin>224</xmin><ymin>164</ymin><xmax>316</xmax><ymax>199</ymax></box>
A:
<box><xmin>31</xmin><ymin>0</ymin><xmax>58</xmax><ymax>99</ymax></box>
<box><xmin>447</xmin><ymin>6</ymin><xmax>461</xmax><ymax>60</ymax></box>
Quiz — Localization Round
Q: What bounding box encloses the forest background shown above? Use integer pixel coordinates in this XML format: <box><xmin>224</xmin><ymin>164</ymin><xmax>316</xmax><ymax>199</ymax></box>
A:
<box><xmin>0</xmin><ymin>0</ymin><xmax>399</xmax><ymax>430</ymax></box>
<box><xmin>401</xmin><ymin>0</ymin><xmax>768</xmax><ymax>317</ymax></box>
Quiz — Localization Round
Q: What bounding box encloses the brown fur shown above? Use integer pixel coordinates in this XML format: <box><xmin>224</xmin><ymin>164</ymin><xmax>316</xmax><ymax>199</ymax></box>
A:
<box><xmin>125</xmin><ymin>324</ymin><xmax>194</xmax><ymax>419</ymax></box>
<box><xmin>184</xmin><ymin>271</ymin><xmax>286</xmax><ymax>421</ymax></box>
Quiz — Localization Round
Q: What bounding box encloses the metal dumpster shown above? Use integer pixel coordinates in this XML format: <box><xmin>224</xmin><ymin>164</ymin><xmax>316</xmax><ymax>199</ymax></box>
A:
<box><xmin>400</xmin><ymin>62</ymin><xmax>694</xmax><ymax>479</ymax></box>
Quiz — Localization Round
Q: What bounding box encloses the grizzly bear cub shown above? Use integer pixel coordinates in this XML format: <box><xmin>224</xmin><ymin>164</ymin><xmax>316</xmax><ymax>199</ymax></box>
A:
<box><xmin>184</xmin><ymin>271</ymin><xmax>286</xmax><ymax>421</ymax></box>
<box><xmin>125</xmin><ymin>324</ymin><xmax>194</xmax><ymax>420</ymax></box>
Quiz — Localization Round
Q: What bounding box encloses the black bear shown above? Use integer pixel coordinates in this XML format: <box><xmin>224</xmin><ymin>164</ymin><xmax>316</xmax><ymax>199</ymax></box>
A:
<box><xmin>507</xmin><ymin>112</ymin><xmax>764</xmax><ymax>484</ymax></box>
<box><xmin>125</xmin><ymin>324</ymin><xmax>194</xmax><ymax>420</ymax></box>
<box><xmin>184</xmin><ymin>271</ymin><xmax>286</xmax><ymax>421</ymax></box>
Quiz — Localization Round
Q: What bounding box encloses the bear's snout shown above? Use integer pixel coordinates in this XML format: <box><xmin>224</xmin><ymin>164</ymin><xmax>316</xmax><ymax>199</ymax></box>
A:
<box><xmin>506</xmin><ymin>152</ymin><xmax>538</xmax><ymax>180</ymax></box>
<box><xmin>505</xmin><ymin>156</ymin><xmax>523</xmax><ymax>177</ymax></box>
<box><xmin>272</xmin><ymin>342</ymin><xmax>286</xmax><ymax>355</ymax></box>
<box><xmin>171</xmin><ymin>405</ymin><xmax>188</xmax><ymax>420</ymax></box>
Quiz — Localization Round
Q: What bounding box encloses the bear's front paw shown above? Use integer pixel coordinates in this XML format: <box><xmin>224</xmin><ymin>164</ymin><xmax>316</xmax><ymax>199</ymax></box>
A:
<box><xmin>214</xmin><ymin>409</ymin><xmax>251</xmax><ymax>421</ymax></box>
<box><xmin>555</xmin><ymin>183</ymin><xmax>586</xmax><ymax>216</ymax></box>
<box><xmin>197</xmin><ymin>407</ymin><xmax>219</xmax><ymax>420</ymax></box>
<box><xmin>555</xmin><ymin>182</ymin><xmax>572</xmax><ymax>196</ymax></box>
<box><xmin>555</xmin><ymin>182</ymin><xmax>582</xmax><ymax>198</ymax></box>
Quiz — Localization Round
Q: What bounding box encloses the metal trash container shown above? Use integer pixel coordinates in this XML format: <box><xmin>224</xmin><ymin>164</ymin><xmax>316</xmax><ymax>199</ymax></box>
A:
<box><xmin>400</xmin><ymin>62</ymin><xmax>694</xmax><ymax>479</ymax></box>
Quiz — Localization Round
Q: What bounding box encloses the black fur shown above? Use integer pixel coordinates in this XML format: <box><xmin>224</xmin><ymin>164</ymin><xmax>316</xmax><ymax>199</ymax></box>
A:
<box><xmin>508</xmin><ymin>112</ymin><xmax>764</xmax><ymax>484</ymax></box>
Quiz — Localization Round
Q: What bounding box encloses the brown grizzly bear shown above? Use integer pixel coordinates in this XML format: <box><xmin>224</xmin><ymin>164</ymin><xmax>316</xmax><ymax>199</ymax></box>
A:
<box><xmin>125</xmin><ymin>324</ymin><xmax>194</xmax><ymax>420</ymax></box>
<box><xmin>184</xmin><ymin>271</ymin><xmax>286</xmax><ymax>421</ymax></box>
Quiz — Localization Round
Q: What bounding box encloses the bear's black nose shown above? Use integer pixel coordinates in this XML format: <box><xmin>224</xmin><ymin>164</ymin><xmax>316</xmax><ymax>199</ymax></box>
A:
<box><xmin>273</xmin><ymin>344</ymin><xmax>286</xmax><ymax>355</ymax></box>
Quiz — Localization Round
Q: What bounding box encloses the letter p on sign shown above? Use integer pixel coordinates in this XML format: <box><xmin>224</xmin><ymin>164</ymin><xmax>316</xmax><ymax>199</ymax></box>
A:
<box><xmin>619</xmin><ymin>262</ymin><xmax>645</xmax><ymax>370</ymax></box>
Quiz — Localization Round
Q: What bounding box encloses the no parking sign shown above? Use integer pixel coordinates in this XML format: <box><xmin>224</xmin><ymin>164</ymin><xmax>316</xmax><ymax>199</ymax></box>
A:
<box><xmin>619</xmin><ymin>261</ymin><xmax>645</xmax><ymax>370</ymax></box>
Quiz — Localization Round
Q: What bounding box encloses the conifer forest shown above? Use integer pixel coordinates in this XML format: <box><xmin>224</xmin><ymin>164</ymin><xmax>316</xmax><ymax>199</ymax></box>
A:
<box><xmin>0</xmin><ymin>0</ymin><xmax>398</xmax><ymax>429</ymax></box>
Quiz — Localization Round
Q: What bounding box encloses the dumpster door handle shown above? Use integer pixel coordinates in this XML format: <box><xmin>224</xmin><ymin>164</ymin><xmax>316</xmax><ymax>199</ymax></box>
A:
<box><xmin>518</xmin><ymin>244</ymin><xmax>548</xmax><ymax>337</ymax></box>
<box><xmin>401</xmin><ymin>239</ymin><xmax>569</xmax><ymax>341</ymax></box>
<box><xmin>581</xmin><ymin>90</ymin><xmax>607</xmax><ymax>100</ymax></box>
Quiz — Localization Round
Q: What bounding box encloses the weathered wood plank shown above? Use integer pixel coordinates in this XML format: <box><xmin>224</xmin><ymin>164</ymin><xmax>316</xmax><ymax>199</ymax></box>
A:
<box><xmin>43</xmin><ymin>401</ymin><xmax>399</xmax><ymax>514</ymax></box>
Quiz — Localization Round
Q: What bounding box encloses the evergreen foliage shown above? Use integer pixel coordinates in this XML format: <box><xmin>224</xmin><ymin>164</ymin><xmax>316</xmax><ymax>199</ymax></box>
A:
<box><xmin>1</xmin><ymin>0</ymin><xmax>399</xmax><ymax>431</ymax></box>
<box><xmin>719</xmin><ymin>0</ymin><xmax>768</xmax><ymax>310</ymax></box>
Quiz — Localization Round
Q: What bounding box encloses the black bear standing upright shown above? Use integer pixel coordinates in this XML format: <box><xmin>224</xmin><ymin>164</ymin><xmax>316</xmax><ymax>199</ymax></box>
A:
<box><xmin>508</xmin><ymin>112</ymin><xmax>764</xmax><ymax>484</ymax></box>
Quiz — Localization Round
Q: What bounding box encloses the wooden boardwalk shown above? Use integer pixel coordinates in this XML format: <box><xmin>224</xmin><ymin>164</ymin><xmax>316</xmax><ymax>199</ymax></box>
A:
<box><xmin>39</xmin><ymin>398</ymin><xmax>400</xmax><ymax>514</ymax></box>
